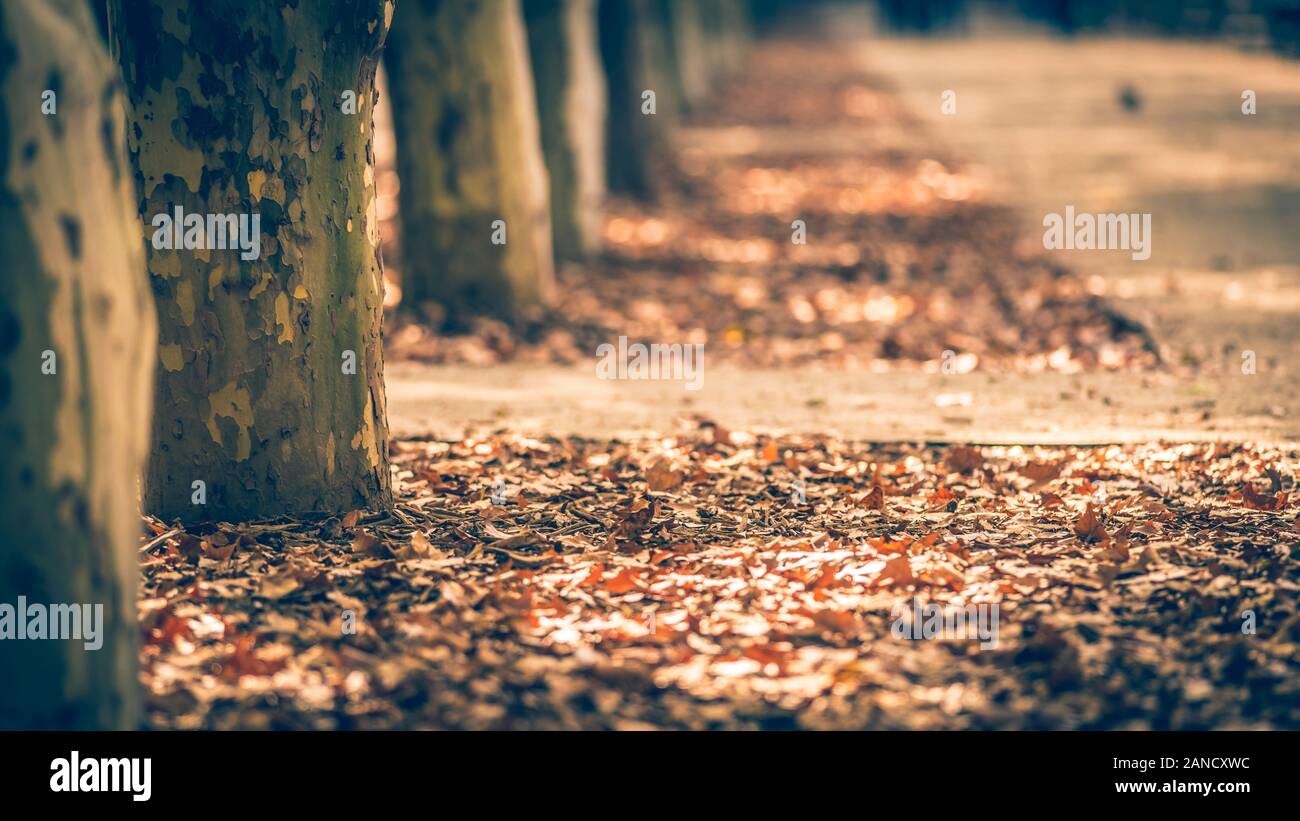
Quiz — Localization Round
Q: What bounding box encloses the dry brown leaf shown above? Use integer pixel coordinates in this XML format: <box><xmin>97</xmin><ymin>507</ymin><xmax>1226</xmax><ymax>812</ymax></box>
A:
<box><xmin>862</xmin><ymin>484</ymin><xmax>886</xmax><ymax>511</ymax></box>
<box><xmin>1238</xmin><ymin>484</ymin><xmax>1287</xmax><ymax>511</ymax></box>
<box><xmin>645</xmin><ymin>457</ymin><xmax>685</xmax><ymax>492</ymax></box>
<box><xmin>1021</xmin><ymin>460</ymin><xmax>1065</xmax><ymax>483</ymax></box>
<box><xmin>1074</xmin><ymin>502</ymin><xmax>1109</xmax><ymax>543</ymax></box>
<box><xmin>945</xmin><ymin>446</ymin><xmax>984</xmax><ymax>474</ymax></box>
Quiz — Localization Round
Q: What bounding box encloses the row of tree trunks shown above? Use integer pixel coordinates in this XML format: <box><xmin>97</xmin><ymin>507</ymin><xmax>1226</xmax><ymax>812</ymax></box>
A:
<box><xmin>0</xmin><ymin>0</ymin><xmax>756</xmax><ymax>728</ymax></box>
<box><xmin>386</xmin><ymin>0</ymin><xmax>754</xmax><ymax>313</ymax></box>
<box><xmin>0</xmin><ymin>0</ymin><xmax>153</xmax><ymax>728</ymax></box>
<box><xmin>386</xmin><ymin>0</ymin><xmax>554</xmax><ymax>321</ymax></box>
<box><xmin>109</xmin><ymin>0</ymin><xmax>395</xmax><ymax>523</ymax></box>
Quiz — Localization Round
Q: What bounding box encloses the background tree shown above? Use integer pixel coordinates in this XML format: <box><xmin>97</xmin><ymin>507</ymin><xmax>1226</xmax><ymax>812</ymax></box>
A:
<box><xmin>110</xmin><ymin>0</ymin><xmax>394</xmax><ymax>522</ymax></box>
<box><xmin>0</xmin><ymin>0</ymin><xmax>153</xmax><ymax>728</ymax></box>
<box><xmin>386</xmin><ymin>0</ymin><xmax>554</xmax><ymax>322</ymax></box>
<box><xmin>523</xmin><ymin>0</ymin><xmax>607</xmax><ymax>262</ymax></box>
<box><xmin>701</xmin><ymin>0</ymin><xmax>752</xmax><ymax>80</ymax></box>
<box><xmin>598</xmin><ymin>0</ymin><xmax>679</xmax><ymax>200</ymax></box>
<box><xmin>663</xmin><ymin>0</ymin><xmax>711</xmax><ymax>113</ymax></box>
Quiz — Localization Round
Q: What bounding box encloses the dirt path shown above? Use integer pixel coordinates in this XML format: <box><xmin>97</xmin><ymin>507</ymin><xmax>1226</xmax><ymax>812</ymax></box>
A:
<box><xmin>387</xmin><ymin>362</ymin><xmax>1297</xmax><ymax>444</ymax></box>
<box><xmin>853</xmin><ymin>5</ymin><xmax>1300</xmax><ymax>393</ymax></box>
<box><xmin>386</xmin><ymin>12</ymin><xmax>1300</xmax><ymax>446</ymax></box>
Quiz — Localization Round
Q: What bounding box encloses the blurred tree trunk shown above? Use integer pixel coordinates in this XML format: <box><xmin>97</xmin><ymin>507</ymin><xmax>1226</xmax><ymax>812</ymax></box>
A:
<box><xmin>386</xmin><ymin>0</ymin><xmax>554</xmax><ymax>321</ymax></box>
<box><xmin>110</xmin><ymin>0</ymin><xmax>394</xmax><ymax>523</ymax></box>
<box><xmin>0</xmin><ymin>0</ymin><xmax>152</xmax><ymax>728</ymax></box>
<box><xmin>663</xmin><ymin>0</ymin><xmax>710</xmax><ymax>112</ymax></box>
<box><xmin>524</xmin><ymin>0</ymin><xmax>606</xmax><ymax>261</ymax></box>
<box><xmin>701</xmin><ymin>0</ymin><xmax>751</xmax><ymax>79</ymax></box>
<box><xmin>599</xmin><ymin>0</ymin><xmax>677</xmax><ymax>200</ymax></box>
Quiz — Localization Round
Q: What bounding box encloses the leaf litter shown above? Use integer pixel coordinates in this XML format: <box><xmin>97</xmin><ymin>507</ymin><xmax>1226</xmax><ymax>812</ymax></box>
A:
<box><xmin>139</xmin><ymin>31</ymin><xmax>1297</xmax><ymax>731</ymax></box>
<box><xmin>139</xmin><ymin>428</ymin><xmax>1300</xmax><ymax>729</ymax></box>
<box><xmin>383</xmin><ymin>38</ymin><xmax>1157</xmax><ymax>372</ymax></box>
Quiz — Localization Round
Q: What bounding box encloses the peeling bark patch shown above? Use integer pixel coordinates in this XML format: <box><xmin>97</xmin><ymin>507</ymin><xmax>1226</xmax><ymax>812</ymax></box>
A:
<box><xmin>205</xmin><ymin>381</ymin><xmax>252</xmax><ymax>461</ymax></box>
<box><xmin>274</xmin><ymin>291</ymin><xmax>293</xmax><ymax>343</ymax></box>
<box><xmin>159</xmin><ymin>342</ymin><xmax>183</xmax><ymax>371</ymax></box>
<box><xmin>247</xmin><ymin>169</ymin><xmax>266</xmax><ymax>199</ymax></box>
<box><xmin>175</xmin><ymin>279</ymin><xmax>195</xmax><ymax>326</ymax></box>
<box><xmin>350</xmin><ymin>386</ymin><xmax>380</xmax><ymax>469</ymax></box>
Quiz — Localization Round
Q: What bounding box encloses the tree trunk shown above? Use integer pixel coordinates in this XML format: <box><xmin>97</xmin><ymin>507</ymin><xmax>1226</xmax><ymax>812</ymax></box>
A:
<box><xmin>700</xmin><ymin>0</ymin><xmax>750</xmax><ymax>80</ymax></box>
<box><xmin>110</xmin><ymin>0</ymin><xmax>394</xmax><ymax>523</ymax></box>
<box><xmin>0</xmin><ymin>0</ymin><xmax>153</xmax><ymax>728</ymax></box>
<box><xmin>664</xmin><ymin>0</ymin><xmax>711</xmax><ymax>113</ymax></box>
<box><xmin>598</xmin><ymin>0</ymin><xmax>677</xmax><ymax>200</ymax></box>
<box><xmin>386</xmin><ymin>0</ymin><xmax>554</xmax><ymax>322</ymax></box>
<box><xmin>524</xmin><ymin>0</ymin><xmax>606</xmax><ymax>262</ymax></box>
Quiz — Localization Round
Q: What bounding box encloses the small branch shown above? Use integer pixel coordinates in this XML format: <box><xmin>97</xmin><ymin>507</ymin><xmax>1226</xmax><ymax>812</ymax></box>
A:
<box><xmin>139</xmin><ymin>527</ymin><xmax>181</xmax><ymax>553</ymax></box>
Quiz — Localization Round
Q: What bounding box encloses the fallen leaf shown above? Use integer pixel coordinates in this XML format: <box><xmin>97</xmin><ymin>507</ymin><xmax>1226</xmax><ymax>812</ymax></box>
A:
<box><xmin>945</xmin><ymin>446</ymin><xmax>984</xmax><ymax>474</ymax></box>
<box><xmin>863</xmin><ymin>484</ymin><xmax>886</xmax><ymax>511</ymax></box>
<box><xmin>645</xmin><ymin>457</ymin><xmax>685</xmax><ymax>492</ymax></box>
<box><xmin>1074</xmin><ymin>502</ymin><xmax>1109</xmax><ymax>543</ymax></box>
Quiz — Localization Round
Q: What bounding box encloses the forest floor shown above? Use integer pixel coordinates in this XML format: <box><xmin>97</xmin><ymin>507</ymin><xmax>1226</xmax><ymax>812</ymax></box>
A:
<box><xmin>137</xmin><ymin>19</ymin><xmax>1300</xmax><ymax>729</ymax></box>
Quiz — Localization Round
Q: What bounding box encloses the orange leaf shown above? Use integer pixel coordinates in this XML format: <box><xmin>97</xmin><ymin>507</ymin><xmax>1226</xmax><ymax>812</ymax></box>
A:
<box><xmin>603</xmin><ymin>568</ymin><xmax>642</xmax><ymax>595</ymax></box>
<box><xmin>878</xmin><ymin>555</ymin><xmax>915</xmax><ymax>587</ymax></box>
<box><xmin>578</xmin><ymin>564</ymin><xmax>605</xmax><ymax>587</ymax></box>
<box><xmin>1074</xmin><ymin>502</ymin><xmax>1109</xmax><ymax>543</ymax></box>
<box><xmin>927</xmin><ymin>486</ymin><xmax>956</xmax><ymax>509</ymax></box>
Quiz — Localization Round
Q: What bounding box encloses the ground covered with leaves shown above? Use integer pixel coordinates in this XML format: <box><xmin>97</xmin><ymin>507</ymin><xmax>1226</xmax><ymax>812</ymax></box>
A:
<box><xmin>139</xmin><ymin>426</ymin><xmax>1300</xmax><ymax>729</ymax></box>
<box><xmin>137</xmin><ymin>33</ymin><xmax>1296</xmax><ymax>730</ymax></box>
<box><xmin>383</xmin><ymin>38</ymin><xmax>1157</xmax><ymax>371</ymax></box>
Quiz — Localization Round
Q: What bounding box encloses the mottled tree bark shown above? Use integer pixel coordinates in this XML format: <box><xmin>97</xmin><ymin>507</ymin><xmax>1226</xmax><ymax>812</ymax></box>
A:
<box><xmin>0</xmin><ymin>0</ymin><xmax>152</xmax><ymax>728</ymax></box>
<box><xmin>110</xmin><ymin>0</ymin><xmax>394</xmax><ymax>522</ymax></box>
<box><xmin>386</xmin><ymin>0</ymin><xmax>554</xmax><ymax>321</ymax></box>
<box><xmin>524</xmin><ymin>0</ymin><xmax>606</xmax><ymax>261</ymax></box>
<box><xmin>598</xmin><ymin>0</ymin><xmax>677</xmax><ymax>200</ymax></box>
